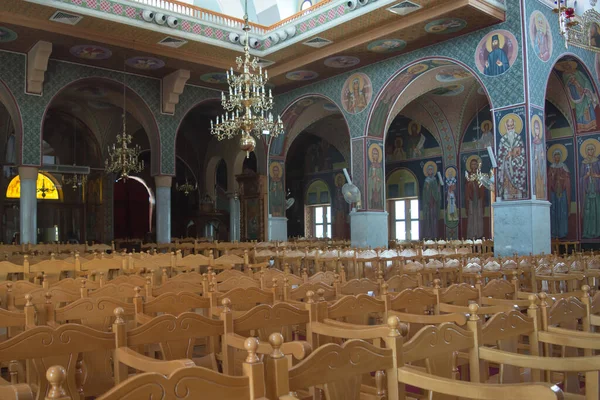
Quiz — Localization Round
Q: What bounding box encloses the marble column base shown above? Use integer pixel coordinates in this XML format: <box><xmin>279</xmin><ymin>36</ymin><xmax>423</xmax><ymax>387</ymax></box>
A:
<box><xmin>350</xmin><ymin>211</ymin><xmax>388</xmax><ymax>249</ymax></box>
<box><xmin>268</xmin><ymin>216</ymin><xmax>287</xmax><ymax>241</ymax></box>
<box><xmin>492</xmin><ymin>199</ymin><xmax>551</xmax><ymax>256</ymax></box>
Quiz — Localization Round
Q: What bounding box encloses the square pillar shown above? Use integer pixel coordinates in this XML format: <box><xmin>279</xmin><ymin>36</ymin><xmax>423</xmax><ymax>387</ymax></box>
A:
<box><xmin>18</xmin><ymin>166</ymin><xmax>38</xmax><ymax>245</ymax></box>
<box><xmin>154</xmin><ymin>176</ymin><xmax>172</xmax><ymax>244</ymax></box>
<box><xmin>492</xmin><ymin>199</ymin><xmax>551</xmax><ymax>256</ymax></box>
<box><xmin>350</xmin><ymin>211</ymin><xmax>388</xmax><ymax>249</ymax></box>
<box><xmin>268</xmin><ymin>215</ymin><xmax>287</xmax><ymax>241</ymax></box>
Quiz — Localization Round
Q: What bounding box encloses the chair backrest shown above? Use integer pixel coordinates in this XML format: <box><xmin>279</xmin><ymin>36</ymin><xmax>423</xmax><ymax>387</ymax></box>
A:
<box><xmin>385</xmin><ymin>274</ymin><xmax>421</xmax><ymax>292</ymax></box>
<box><xmin>134</xmin><ymin>291</ymin><xmax>210</xmax><ymax>319</ymax></box>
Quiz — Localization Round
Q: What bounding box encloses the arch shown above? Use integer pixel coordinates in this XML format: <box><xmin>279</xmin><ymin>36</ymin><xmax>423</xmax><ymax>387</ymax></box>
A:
<box><xmin>543</xmin><ymin>53</ymin><xmax>600</xmax><ymax>135</ymax></box>
<box><xmin>386</xmin><ymin>168</ymin><xmax>419</xmax><ymax>198</ymax></box>
<box><xmin>6</xmin><ymin>172</ymin><xmax>63</xmax><ymax>201</ymax></box>
<box><xmin>365</xmin><ymin>57</ymin><xmax>494</xmax><ymax>143</ymax></box>
<box><xmin>41</xmin><ymin>77</ymin><xmax>161</xmax><ymax>174</ymax></box>
<box><xmin>272</xmin><ymin>94</ymin><xmax>350</xmax><ymax>162</ymax></box>
<box><xmin>205</xmin><ymin>156</ymin><xmax>225</xmax><ymax>197</ymax></box>
<box><xmin>0</xmin><ymin>78</ymin><xmax>23</xmax><ymax>165</ymax></box>
<box><xmin>305</xmin><ymin>178</ymin><xmax>331</xmax><ymax>205</ymax></box>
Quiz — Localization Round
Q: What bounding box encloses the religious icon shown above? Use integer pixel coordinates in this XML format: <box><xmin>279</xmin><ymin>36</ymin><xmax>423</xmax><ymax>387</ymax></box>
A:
<box><xmin>465</xmin><ymin>155</ymin><xmax>485</xmax><ymax>238</ymax></box>
<box><xmin>367</xmin><ymin>39</ymin><xmax>406</xmax><ymax>53</ymax></box>
<box><xmin>392</xmin><ymin>136</ymin><xmax>406</xmax><ymax>161</ymax></box>
<box><xmin>547</xmin><ymin>144</ymin><xmax>570</xmax><ymax>238</ymax></box>
<box><xmin>590</xmin><ymin>22</ymin><xmax>600</xmax><ymax>48</ymax></box>
<box><xmin>580</xmin><ymin>138</ymin><xmax>600</xmax><ymax>238</ymax></box>
<box><xmin>497</xmin><ymin>113</ymin><xmax>526</xmax><ymax>200</ymax></box>
<box><xmin>269</xmin><ymin>161</ymin><xmax>284</xmax><ymax>217</ymax></box>
<box><xmin>70</xmin><ymin>45</ymin><xmax>113</xmax><ymax>60</ymax></box>
<box><xmin>445</xmin><ymin>167</ymin><xmax>459</xmax><ymax>223</ymax></box>
<box><xmin>424</xmin><ymin>18</ymin><xmax>467</xmax><ymax>35</ymax></box>
<box><xmin>200</xmin><ymin>73</ymin><xmax>228</xmax><ymax>84</ymax></box>
<box><xmin>324</xmin><ymin>56</ymin><xmax>360</xmax><ymax>68</ymax></box>
<box><xmin>529</xmin><ymin>11</ymin><xmax>552</xmax><ymax>62</ymax></box>
<box><xmin>126</xmin><ymin>57</ymin><xmax>165</xmax><ymax>70</ymax></box>
<box><xmin>341</xmin><ymin>73</ymin><xmax>372</xmax><ymax>114</ymax></box>
<box><xmin>435</xmin><ymin>67</ymin><xmax>472</xmax><ymax>82</ymax></box>
<box><xmin>367</xmin><ymin>143</ymin><xmax>384</xmax><ymax>210</ymax></box>
<box><xmin>406</xmin><ymin>121</ymin><xmax>426</xmax><ymax>159</ymax></box>
<box><xmin>285</xmin><ymin>70</ymin><xmax>319</xmax><ymax>81</ymax></box>
<box><xmin>475</xmin><ymin>30</ymin><xmax>518</xmax><ymax>77</ymax></box>
<box><xmin>422</xmin><ymin>161</ymin><xmax>440</xmax><ymax>239</ymax></box>
<box><xmin>555</xmin><ymin>60</ymin><xmax>599</xmax><ymax>132</ymax></box>
<box><xmin>531</xmin><ymin>115</ymin><xmax>547</xmax><ymax>200</ymax></box>
<box><xmin>477</xmin><ymin>120</ymin><xmax>494</xmax><ymax>149</ymax></box>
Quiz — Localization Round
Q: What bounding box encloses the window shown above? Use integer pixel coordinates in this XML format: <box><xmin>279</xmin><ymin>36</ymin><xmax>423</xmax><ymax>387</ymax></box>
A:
<box><xmin>6</xmin><ymin>173</ymin><xmax>60</xmax><ymax>200</ymax></box>
<box><xmin>313</xmin><ymin>205</ymin><xmax>331</xmax><ymax>238</ymax></box>
<box><xmin>393</xmin><ymin>198</ymin><xmax>419</xmax><ymax>241</ymax></box>
<box><xmin>300</xmin><ymin>0</ymin><xmax>312</xmax><ymax>11</ymax></box>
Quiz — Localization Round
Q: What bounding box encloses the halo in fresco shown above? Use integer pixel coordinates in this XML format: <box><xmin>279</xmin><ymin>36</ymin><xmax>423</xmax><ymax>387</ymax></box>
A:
<box><xmin>529</xmin><ymin>11</ymin><xmax>553</xmax><ymax>62</ymax></box>
<box><xmin>0</xmin><ymin>27</ymin><xmax>17</xmax><ymax>43</ymax></box>
<box><xmin>324</xmin><ymin>56</ymin><xmax>360</xmax><ymax>68</ymax></box>
<box><xmin>423</xmin><ymin>160</ymin><xmax>438</xmax><ymax>176</ymax></box>
<box><xmin>430</xmin><ymin>84</ymin><xmax>465</xmax><ymax>96</ymax></box>
<box><xmin>435</xmin><ymin>66</ymin><xmax>472</xmax><ymax>82</ymax></box>
<box><xmin>547</xmin><ymin>143</ymin><xmax>568</xmax><ymax>163</ymax></box>
<box><xmin>424</xmin><ymin>18</ymin><xmax>467</xmax><ymax>34</ymax></box>
<box><xmin>323</xmin><ymin>102</ymin><xmax>339</xmax><ymax>111</ymax></box>
<box><xmin>580</xmin><ymin>138</ymin><xmax>600</xmax><ymax>158</ymax></box>
<box><xmin>498</xmin><ymin>113</ymin><xmax>523</xmax><ymax>135</ymax></box>
<box><xmin>70</xmin><ymin>45</ymin><xmax>112</xmax><ymax>60</ymax></box>
<box><xmin>341</xmin><ymin>73</ymin><xmax>372</xmax><ymax>114</ymax></box>
<box><xmin>466</xmin><ymin>155</ymin><xmax>482</xmax><ymax>168</ymax></box>
<box><xmin>367</xmin><ymin>39</ymin><xmax>406</xmax><ymax>53</ymax></box>
<box><xmin>286</xmin><ymin>70</ymin><xmax>319</xmax><ymax>81</ymax></box>
<box><xmin>200</xmin><ymin>72</ymin><xmax>228</xmax><ymax>84</ymax></box>
<box><xmin>126</xmin><ymin>56</ymin><xmax>165</xmax><ymax>70</ymax></box>
<box><xmin>445</xmin><ymin>166</ymin><xmax>457</xmax><ymax>180</ymax></box>
<box><xmin>474</xmin><ymin>30</ymin><xmax>519</xmax><ymax>77</ymax></box>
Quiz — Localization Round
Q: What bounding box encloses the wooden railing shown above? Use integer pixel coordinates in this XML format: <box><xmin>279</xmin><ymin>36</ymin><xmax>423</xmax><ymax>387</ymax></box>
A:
<box><xmin>128</xmin><ymin>0</ymin><xmax>334</xmax><ymax>35</ymax></box>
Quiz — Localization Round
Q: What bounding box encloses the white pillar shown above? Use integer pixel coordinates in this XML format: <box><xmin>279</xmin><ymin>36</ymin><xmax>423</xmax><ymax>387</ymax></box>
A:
<box><xmin>19</xmin><ymin>166</ymin><xmax>38</xmax><ymax>245</ymax></box>
<box><xmin>229</xmin><ymin>192</ymin><xmax>240</xmax><ymax>241</ymax></box>
<box><xmin>268</xmin><ymin>215</ymin><xmax>287</xmax><ymax>241</ymax></box>
<box><xmin>154</xmin><ymin>176</ymin><xmax>172</xmax><ymax>244</ymax></box>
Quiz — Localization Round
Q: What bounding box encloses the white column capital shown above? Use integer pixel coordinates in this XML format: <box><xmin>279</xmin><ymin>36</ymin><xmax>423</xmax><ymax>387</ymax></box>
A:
<box><xmin>154</xmin><ymin>175</ymin><xmax>172</xmax><ymax>188</ymax></box>
<box><xmin>18</xmin><ymin>166</ymin><xmax>38</xmax><ymax>180</ymax></box>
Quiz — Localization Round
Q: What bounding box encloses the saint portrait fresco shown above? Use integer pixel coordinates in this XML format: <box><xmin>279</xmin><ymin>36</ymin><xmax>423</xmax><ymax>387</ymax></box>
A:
<box><xmin>367</xmin><ymin>142</ymin><xmax>384</xmax><ymax>210</ymax></box>
<box><xmin>200</xmin><ymin>73</ymin><xmax>228</xmax><ymax>84</ymax></box>
<box><xmin>475</xmin><ymin>30</ymin><xmax>519</xmax><ymax>77</ymax></box>
<box><xmin>445</xmin><ymin>167</ymin><xmax>459</xmax><ymax>224</ymax></box>
<box><xmin>269</xmin><ymin>161</ymin><xmax>285</xmax><ymax>217</ymax></box>
<box><xmin>531</xmin><ymin>114</ymin><xmax>547</xmax><ymax>200</ymax></box>
<box><xmin>529</xmin><ymin>11</ymin><xmax>552</xmax><ymax>62</ymax></box>
<box><xmin>590</xmin><ymin>22</ymin><xmax>600</xmax><ymax>48</ymax></box>
<box><xmin>70</xmin><ymin>45</ymin><xmax>113</xmax><ymax>60</ymax></box>
<box><xmin>554</xmin><ymin>60</ymin><xmax>600</xmax><ymax>133</ymax></box>
<box><xmin>547</xmin><ymin>143</ymin><xmax>571</xmax><ymax>238</ymax></box>
<box><xmin>497</xmin><ymin>112</ymin><xmax>527</xmax><ymax>200</ymax></box>
<box><xmin>0</xmin><ymin>27</ymin><xmax>17</xmax><ymax>43</ymax></box>
<box><xmin>386</xmin><ymin>117</ymin><xmax>441</xmax><ymax>162</ymax></box>
<box><xmin>435</xmin><ymin>67</ymin><xmax>472</xmax><ymax>82</ymax></box>
<box><xmin>341</xmin><ymin>73</ymin><xmax>372</xmax><ymax>114</ymax></box>
<box><xmin>422</xmin><ymin>161</ymin><xmax>440</xmax><ymax>239</ymax></box>
<box><xmin>424</xmin><ymin>18</ymin><xmax>467</xmax><ymax>34</ymax></box>
<box><xmin>464</xmin><ymin>155</ymin><xmax>486</xmax><ymax>239</ymax></box>
<box><xmin>285</xmin><ymin>70</ymin><xmax>319</xmax><ymax>81</ymax></box>
<box><xmin>324</xmin><ymin>56</ymin><xmax>360</xmax><ymax>68</ymax></box>
<box><xmin>366</xmin><ymin>39</ymin><xmax>406</xmax><ymax>53</ymax></box>
<box><xmin>580</xmin><ymin>138</ymin><xmax>600</xmax><ymax>238</ymax></box>
<box><xmin>126</xmin><ymin>57</ymin><xmax>165</xmax><ymax>70</ymax></box>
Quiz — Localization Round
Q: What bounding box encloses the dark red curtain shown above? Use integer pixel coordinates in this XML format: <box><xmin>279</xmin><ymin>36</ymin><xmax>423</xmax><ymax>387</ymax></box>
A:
<box><xmin>113</xmin><ymin>179</ymin><xmax>150</xmax><ymax>239</ymax></box>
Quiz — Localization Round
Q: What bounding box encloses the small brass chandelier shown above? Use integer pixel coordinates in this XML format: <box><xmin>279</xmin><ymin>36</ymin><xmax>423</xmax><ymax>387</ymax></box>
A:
<box><xmin>465</xmin><ymin>162</ymin><xmax>495</xmax><ymax>191</ymax></box>
<box><xmin>37</xmin><ymin>178</ymin><xmax>56</xmax><ymax>198</ymax></box>
<box><xmin>105</xmin><ymin>68</ymin><xmax>144</xmax><ymax>179</ymax></box>
<box><xmin>176</xmin><ymin>178</ymin><xmax>198</xmax><ymax>196</ymax></box>
<box><xmin>210</xmin><ymin>0</ymin><xmax>284</xmax><ymax>158</ymax></box>
<box><xmin>553</xmin><ymin>0</ymin><xmax>578</xmax><ymax>48</ymax></box>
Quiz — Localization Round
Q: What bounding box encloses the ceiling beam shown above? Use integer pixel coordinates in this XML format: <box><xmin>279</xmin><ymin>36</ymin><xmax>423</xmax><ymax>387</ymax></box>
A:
<box><xmin>268</xmin><ymin>0</ymin><xmax>472</xmax><ymax>78</ymax></box>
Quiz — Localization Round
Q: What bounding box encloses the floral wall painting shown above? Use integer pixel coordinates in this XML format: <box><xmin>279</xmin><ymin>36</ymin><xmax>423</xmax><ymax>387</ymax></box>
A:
<box><xmin>529</xmin><ymin>11</ymin><xmax>552</xmax><ymax>62</ymax></box>
<box><xmin>531</xmin><ymin>113</ymin><xmax>547</xmax><ymax>200</ymax></box>
<box><xmin>475</xmin><ymin>30</ymin><xmax>519</xmax><ymax>77</ymax></box>
<box><xmin>341</xmin><ymin>73</ymin><xmax>372</xmax><ymax>114</ymax></box>
<box><xmin>324</xmin><ymin>56</ymin><xmax>360</xmax><ymax>68</ymax></box>
<box><xmin>424</xmin><ymin>18</ymin><xmax>467</xmax><ymax>34</ymax></box>
<box><xmin>579</xmin><ymin>137</ymin><xmax>600</xmax><ymax>238</ymax></box>
<box><xmin>590</xmin><ymin>22</ymin><xmax>600</xmax><ymax>48</ymax></box>
<box><xmin>430</xmin><ymin>84</ymin><xmax>465</xmax><ymax>96</ymax></box>
<box><xmin>496</xmin><ymin>109</ymin><xmax>527</xmax><ymax>200</ymax></box>
<box><xmin>554</xmin><ymin>59</ymin><xmax>600</xmax><ymax>133</ymax></box>
<box><xmin>435</xmin><ymin>67</ymin><xmax>472</xmax><ymax>82</ymax></box>
<box><xmin>367</xmin><ymin>141</ymin><xmax>384</xmax><ymax>210</ymax></box>
<box><xmin>126</xmin><ymin>56</ymin><xmax>165</xmax><ymax>70</ymax></box>
<box><xmin>285</xmin><ymin>70</ymin><xmax>319</xmax><ymax>81</ymax></box>
<box><xmin>367</xmin><ymin>39</ymin><xmax>406</xmax><ymax>53</ymax></box>
<box><xmin>445</xmin><ymin>166</ymin><xmax>459</xmax><ymax>226</ymax></box>
<box><xmin>269</xmin><ymin>161</ymin><xmax>285</xmax><ymax>217</ymax></box>
<box><xmin>0</xmin><ymin>27</ymin><xmax>17</xmax><ymax>43</ymax></box>
<box><xmin>547</xmin><ymin>143</ymin><xmax>571</xmax><ymax>239</ymax></box>
<box><xmin>200</xmin><ymin>72</ymin><xmax>228</xmax><ymax>84</ymax></box>
<box><xmin>70</xmin><ymin>45</ymin><xmax>113</xmax><ymax>60</ymax></box>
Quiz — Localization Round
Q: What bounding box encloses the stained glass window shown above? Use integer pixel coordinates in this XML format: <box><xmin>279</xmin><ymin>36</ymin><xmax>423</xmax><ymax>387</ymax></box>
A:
<box><xmin>6</xmin><ymin>173</ymin><xmax>60</xmax><ymax>200</ymax></box>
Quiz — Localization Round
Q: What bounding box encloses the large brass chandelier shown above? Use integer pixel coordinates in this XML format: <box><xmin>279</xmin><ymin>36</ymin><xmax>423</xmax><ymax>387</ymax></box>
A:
<box><xmin>210</xmin><ymin>1</ymin><xmax>284</xmax><ymax>158</ymax></box>
<box><xmin>105</xmin><ymin>68</ymin><xmax>144</xmax><ymax>179</ymax></box>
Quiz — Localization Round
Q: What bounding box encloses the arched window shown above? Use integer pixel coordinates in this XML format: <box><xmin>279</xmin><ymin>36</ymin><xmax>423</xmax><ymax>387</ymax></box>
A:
<box><xmin>6</xmin><ymin>173</ymin><xmax>61</xmax><ymax>200</ymax></box>
<box><xmin>300</xmin><ymin>0</ymin><xmax>312</xmax><ymax>11</ymax></box>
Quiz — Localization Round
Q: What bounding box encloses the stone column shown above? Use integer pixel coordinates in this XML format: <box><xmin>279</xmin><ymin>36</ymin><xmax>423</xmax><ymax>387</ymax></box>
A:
<box><xmin>492</xmin><ymin>200</ymin><xmax>550</xmax><ymax>256</ymax></box>
<box><xmin>19</xmin><ymin>166</ymin><xmax>38</xmax><ymax>245</ymax></box>
<box><xmin>154</xmin><ymin>176</ymin><xmax>172</xmax><ymax>244</ymax></box>
<box><xmin>228</xmin><ymin>192</ymin><xmax>240</xmax><ymax>241</ymax></box>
